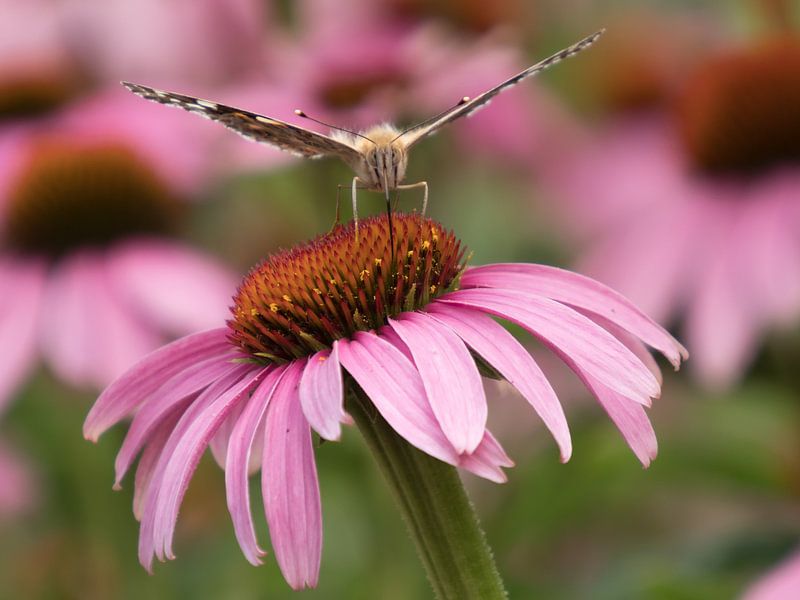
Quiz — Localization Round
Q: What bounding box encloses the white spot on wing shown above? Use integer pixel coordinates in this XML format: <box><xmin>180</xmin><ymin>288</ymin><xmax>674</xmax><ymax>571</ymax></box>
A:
<box><xmin>196</xmin><ymin>100</ymin><xmax>217</xmax><ymax>109</ymax></box>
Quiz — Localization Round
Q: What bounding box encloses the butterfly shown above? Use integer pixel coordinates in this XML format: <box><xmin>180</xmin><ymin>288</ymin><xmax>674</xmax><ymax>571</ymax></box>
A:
<box><xmin>123</xmin><ymin>29</ymin><xmax>603</xmax><ymax>241</ymax></box>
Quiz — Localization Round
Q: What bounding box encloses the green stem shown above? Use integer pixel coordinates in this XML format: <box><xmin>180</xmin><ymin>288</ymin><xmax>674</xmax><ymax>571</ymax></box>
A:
<box><xmin>348</xmin><ymin>389</ymin><xmax>507</xmax><ymax>600</ymax></box>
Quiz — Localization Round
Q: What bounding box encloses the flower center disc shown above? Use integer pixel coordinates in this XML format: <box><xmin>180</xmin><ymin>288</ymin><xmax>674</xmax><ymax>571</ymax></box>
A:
<box><xmin>0</xmin><ymin>69</ymin><xmax>78</xmax><ymax>121</ymax></box>
<box><xmin>229</xmin><ymin>213</ymin><xmax>469</xmax><ymax>362</ymax></box>
<box><xmin>676</xmin><ymin>37</ymin><xmax>800</xmax><ymax>175</ymax></box>
<box><xmin>3</xmin><ymin>140</ymin><xmax>181</xmax><ymax>257</ymax></box>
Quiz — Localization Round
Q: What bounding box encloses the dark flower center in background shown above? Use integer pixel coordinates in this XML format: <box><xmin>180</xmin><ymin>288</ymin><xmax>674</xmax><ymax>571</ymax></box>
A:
<box><xmin>676</xmin><ymin>37</ymin><xmax>800</xmax><ymax>175</ymax></box>
<box><xmin>4</xmin><ymin>140</ymin><xmax>181</xmax><ymax>258</ymax></box>
<box><xmin>390</xmin><ymin>0</ymin><xmax>522</xmax><ymax>33</ymax></box>
<box><xmin>585</xmin><ymin>31</ymin><xmax>676</xmax><ymax>114</ymax></box>
<box><xmin>0</xmin><ymin>68</ymin><xmax>80</xmax><ymax>121</ymax></box>
<box><xmin>319</xmin><ymin>71</ymin><xmax>409</xmax><ymax>110</ymax></box>
<box><xmin>229</xmin><ymin>213</ymin><xmax>468</xmax><ymax>362</ymax></box>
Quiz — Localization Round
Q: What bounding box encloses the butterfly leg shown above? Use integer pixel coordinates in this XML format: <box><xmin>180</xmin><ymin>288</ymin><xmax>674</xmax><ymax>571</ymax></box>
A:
<box><xmin>397</xmin><ymin>181</ymin><xmax>429</xmax><ymax>215</ymax></box>
<box><xmin>334</xmin><ymin>183</ymin><xmax>369</xmax><ymax>232</ymax></box>
<box><xmin>351</xmin><ymin>176</ymin><xmax>364</xmax><ymax>242</ymax></box>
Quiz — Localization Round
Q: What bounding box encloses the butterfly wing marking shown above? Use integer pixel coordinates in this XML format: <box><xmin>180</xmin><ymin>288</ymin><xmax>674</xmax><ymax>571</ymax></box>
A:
<box><xmin>400</xmin><ymin>29</ymin><xmax>605</xmax><ymax>148</ymax></box>
<box><xmin>121</xmin><ymin>82</ymin><xmax>362</xmax><ymax>163</ymax></box>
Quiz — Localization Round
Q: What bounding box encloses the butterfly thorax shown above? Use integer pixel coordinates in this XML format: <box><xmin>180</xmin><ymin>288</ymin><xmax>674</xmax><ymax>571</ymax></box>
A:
<box><xmin>340</xmin><ymin>125</ymin><xmax>409</xmax><ymax>191</ymax></box>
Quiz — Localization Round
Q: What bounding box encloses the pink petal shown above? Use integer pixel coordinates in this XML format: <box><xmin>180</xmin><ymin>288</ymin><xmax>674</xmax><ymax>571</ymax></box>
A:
<box><xmin>262</xmin><ymin>362</ymin><xmax>322</xmax><ymax>589</ymax></box>
<box><xmin>376</xmin><ymin>325</ymin><xmax>414</xmax><ymax>362</ymax></box>
<box><xmin>209</xmin><ymin>399</ymin><xmax>245</xmax><ymax>468</ymax></box>
<box><xmin>685</xmin><ymin>230</ymin><xmax>759</xmax><ymax>390</ymax></box>
<box><xmin>389</xmin><ymin>313</ymin><xmax>487</xmax><ymax>454</ymax></box>
<box><xmin>138</xmin><ymin>364</ymin><xmax>254</xmax><ymax>570</ymax></box>
<box><xmin>143</xmin><ymin>364</ymin><xmax>265</xmax><ymax>569</ymax></box>
<box><xmin>299</xmin><ymin>347</ymin><xmax>346</xmax><ymax>441</ymax></box>
<box><xmin>132</xmin><ymin>410</ymin><xmax>182</xmax><ymax>521</ymax></box>
<box><xmin>40</xmin><ymin>250</ymin><xmax>160</xmax><ymax>390</ymax></box>
<box><xmin>462</xmin><ymin>263</ymin><xmax>688</xmax><ymax>368</ymax></box>
<box><xmin>0</xmin><ymin>258</ymin><xmax>46</xmax><ymax>415</ymax></box>
<box><xmin>426</xmin><ymin>303</ymin><xmax>572</xmax><ymax>462</ymax></box>
<box><xmin>226</xmin><ymin>366</ymin><xmax>287</xmax><ymax>566</ymax></box>
<box><xmin>440</xmin><ymin>289</ymin><xmax>661</xmax><ymax>406</ymax></box>
<box><xmin>115</xmin><ymin>354</ymin><xmax>240</xmax><ymax>485</ymax></box>
<box><xmin>107</xmin><ymin>239</ymin><xmax>238</xmax><ymax>335</ymax></box>
<box><xmin>84</xmin><ymin>328</ymin><xmax>231</xmax><ymax>441</ymax></box>
<box><xmin>582</xmin><ymin>312</ymin><xmax>664</xmax><ymax>386</ymax></box>
<box><xmin>336</xmin><ymin>333</ymin><xmax>459</xmax><ymax>464</ymax></box>
<box><xmin>582</xmin><ymin>376</ymin><xmax>657</xmax><ymax>467</ymax></box>
<box><xmin>459</xmin><ymin>430</ymin><xmax>515</xmax><ymax>483</ymax></box>
<box><xmin>743</xmin><ymin>548</ymin><xmax>800</xmax><ymax>600</ymax></box>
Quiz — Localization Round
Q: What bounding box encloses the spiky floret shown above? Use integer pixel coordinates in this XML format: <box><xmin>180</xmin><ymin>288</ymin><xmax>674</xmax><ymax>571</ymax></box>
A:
<box><xmin>228</xmin><ymin>213</ymin><xmax>469</xmax><ymax>363</ymax></box>
<box><xmin>677</xmin><ymin>36</ymin><xmax>800</xmax><ymax>175</ymax></box>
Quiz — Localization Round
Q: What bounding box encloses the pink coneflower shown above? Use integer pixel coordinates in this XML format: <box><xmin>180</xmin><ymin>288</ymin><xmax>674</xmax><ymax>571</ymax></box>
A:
<box><xmin>0</xmin><ymin>91</ymin><xmax>236</xmax><ymax>413</ymax></box>
<box><xmin>550</xmin><ymin>35</ymin><xmax>800</xmax><ymax>389</ymax></box>
<box><xmin>85</xmin><ymin>213</ymin><xmax>685</xmax><ymax>588</ymax></box>
<box><xmin>743</xmin><ymin>548</ymin><xmax>800</xmax><ymax>600</ymax></box>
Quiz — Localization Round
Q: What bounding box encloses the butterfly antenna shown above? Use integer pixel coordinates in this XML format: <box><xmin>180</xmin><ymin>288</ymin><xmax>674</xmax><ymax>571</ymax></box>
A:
<box><xmin>391</xmin><ymin>96</ymin><xmax>472</xmax><ymax>142</ymax></box>
<box><xmin>294</xmin><ymin>110</ymin><xmax>376</xmax><ymax>145</ymax></box>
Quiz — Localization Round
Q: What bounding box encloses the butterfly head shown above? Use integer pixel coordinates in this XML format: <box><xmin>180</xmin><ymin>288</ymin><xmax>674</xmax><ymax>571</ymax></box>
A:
<box><xmin>353</xmin><ymin>125</ymin><xmax>409</xmax><ymax>193</ymax></box>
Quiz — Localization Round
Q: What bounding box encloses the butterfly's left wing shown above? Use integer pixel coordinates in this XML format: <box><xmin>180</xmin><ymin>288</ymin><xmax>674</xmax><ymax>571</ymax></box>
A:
<box><xmin>400</xmin><ymin>30</ymin><xmax>604</xmax><ymax>148</ymax></box>
<box><xmin>122</xmin><ymin>82</ymin><xmax>362</xmax><ymax>163</ymax></box>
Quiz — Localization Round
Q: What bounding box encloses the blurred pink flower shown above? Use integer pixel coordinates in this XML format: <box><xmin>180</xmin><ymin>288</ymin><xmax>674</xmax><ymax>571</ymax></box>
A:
<box><xmin>256</xmin><ymin>0</ymin><xmax>568</xmax><ymax>166</ymax></box>
<box><xmin>0</xmin><ymin>438</ymin><xmax>38</xmax><ymax>519</ymax></box>
<box><xmin>85</xmin><ymin>213</ymin><xmax>685</xmax><ymax>586</ymax></box>
<box><xmin>0</xmin><ymin>91</ymin><xmax>238</xmax><ymax>413</ymax></box>
<box><xmin>0</xmin><ymin>0</ymin><xmax>270</xmax><ymax>91</ymax></box>
<box><xmin>743</xmin><ymin>548</ymin><xmax>800</xmax><ymax>600</ymax></box>
<box><xmin>549</xmin><ymin>36</ymin><xmax>800</xmax><ymax>389</ymax></box>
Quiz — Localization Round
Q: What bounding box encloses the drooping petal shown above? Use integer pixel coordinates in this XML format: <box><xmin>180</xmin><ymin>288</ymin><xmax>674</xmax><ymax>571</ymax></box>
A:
<box><xmin>0</xmin><ymin>258</ymin><xmax>46</xmax><ymax>415</ymax></box>
<box><xmin>133</xmin><ymin>409</ymin><xmax>182</xmax><ymax>520</ymax></box>
<box><xmin>426</xmin><ymin>303</ymin><xmax>572</xmax><ymax>462</ymax></box>
<box><xmin>336</xmin><ymin>333</ymin><xmax>459</xmax><ymax>465</ymax></box>
<box><xmin>462</xmin><ymin>263</ymin><xmax>688</xmax><ymax>367</ymax></box>
<box><xmin>582</xmin><ymin>375</ymin><xmax>657</xmax><ymax>467</ymax></box>
<box><xmin>389</xmin><ymin>313</ymin><xmax>487</xmax><ymax>454</ymax></box>
<box><xmin>299</xmin><ymin>347</ymin><xmax>346</xmax><ymax>441</ymax></box>
<box><xmin>137</xmin><ymin>363</ymin><xmax>260</xmax><ymax>571</ymax></box>
<box><xmin>209</xmin><ymin>399</ymin><xmax>246</xmax><ymax>468</ymax></box>
<box><xmin>107</xmin><ymin>239</ymin><xmax>238</xmax><ymax>334</ymax></box>
<box><xmin>84</xmin><ymin>327</ymin><xmax>231</xmax><ymax>441</ymax></box>
<box><xmin>115</xmin><ymin>354</ymin><xmax>239</xmax><ymax>485</ymax></box>
<box><xmin>262</xmin><ymin>362</ymin><xmax>322</xmax><ymax>590</ymax></box>
<box><xmin>226</xmin><ymin>366</ymin><xmax>286</xmax><ymax>566</ymax></box>
<box><xmin>151</xmin><ymin>366</ymin><xmax>266</xmax><ymax>564</ymax></box>
<box><xmin>440</xmin><ymin>289</ymin><xmax>661</xmax><ymax>405</ymax></box>
<box><xmin>580</xmin><ymin>311</ymin><xmax>664</xmax><ymax>385</ymax></box>
<box><xmin>459</xmin><ymin>430</ymin><xmax>515</xmax><ymax>483</ymax></box>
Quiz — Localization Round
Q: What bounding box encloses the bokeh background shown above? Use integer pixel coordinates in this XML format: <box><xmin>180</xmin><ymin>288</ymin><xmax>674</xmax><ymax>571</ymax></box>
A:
<box><xmin>1</xmin><ymin>0</ymin><xmax>799</xmax><ymax>597</ymax></box>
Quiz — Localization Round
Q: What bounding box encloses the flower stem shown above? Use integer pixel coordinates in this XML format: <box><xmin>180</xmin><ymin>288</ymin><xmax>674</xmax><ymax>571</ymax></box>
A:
<box><xmin>348</xmin><ymin>389</ymin><xmax>507</xmax><ymax>600</ymax></box>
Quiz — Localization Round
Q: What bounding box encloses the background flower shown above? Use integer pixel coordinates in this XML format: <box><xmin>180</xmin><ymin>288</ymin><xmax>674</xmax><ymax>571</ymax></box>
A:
<box><xmin>547</xmin><ymin>27</ymin><xmax>800</xmax><ymax>390</ymax></box>
<box><xmin>0</xmin><ymin>90</ymin><xmax>237</xmax><ymax>413</ymax></box>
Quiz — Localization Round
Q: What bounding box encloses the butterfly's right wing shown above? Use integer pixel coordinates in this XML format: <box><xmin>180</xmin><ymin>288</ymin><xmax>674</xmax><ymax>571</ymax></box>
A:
<box><xmin>399</xmin><ymin>30</ymin><xmax>604</xmax><ymax>148</ymax></box>
<box><xmin>122</xmin><ymin>82</ymin><xmax>362</xmax><ymax>163</ymax></box>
